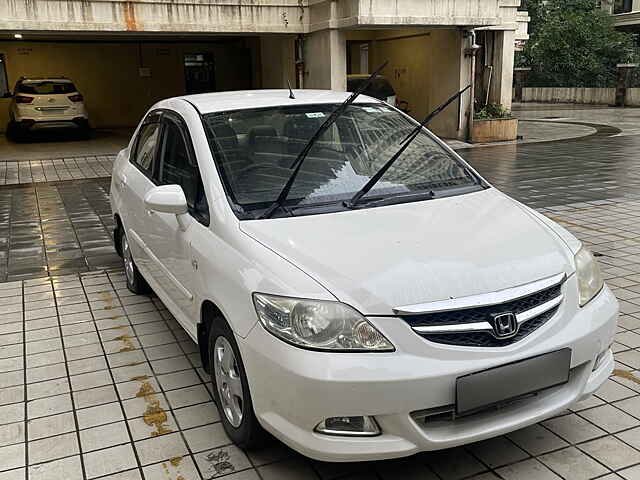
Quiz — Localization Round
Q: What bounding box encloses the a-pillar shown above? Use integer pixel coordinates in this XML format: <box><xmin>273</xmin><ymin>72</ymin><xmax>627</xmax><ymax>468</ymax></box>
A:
<box><xmin>304</xmin><ymin>28</ymin><xmax>347</xmax><ymax>91</ymax></box>
<box><xmin>488</xmin><ymin>29</ymin><xmax>516</xmax><ymax>110</ymax></box>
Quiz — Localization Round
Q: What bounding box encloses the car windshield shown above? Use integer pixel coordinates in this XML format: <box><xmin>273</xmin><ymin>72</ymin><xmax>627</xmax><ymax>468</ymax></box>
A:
<box><xmin>203</xmin><ymin>103</ymin><xmax>480</xmax><ymax>218</ymax></box>
<box><xmin>18</xmin><ymin>81</ymin><xmax>77</xmax><ymax>95</ymax></box>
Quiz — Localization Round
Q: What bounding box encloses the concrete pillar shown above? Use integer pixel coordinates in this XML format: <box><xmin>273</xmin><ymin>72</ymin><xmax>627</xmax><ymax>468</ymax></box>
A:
<box><xmin>488</xmin><ymin>30</ymin><xmax>515</xmax><ymax>110</ymax></box>
<box><xmin>513</xmin><ymin>67</ymin><xmax>531</xmax><ymax>103</ymax></box>
<box><xmin>260</xmin><ymin>36</ymin><xmax>296</xmax><ymax>89</ymax></box>
<box><xmin>616</xmin><ymin>63</ymin><xmax>638</xmax><ymax>107</ymax></box>
<box><xmin>304</xmin><ymin>28</ymin><xmax>347</xmax><ymax>91</ymax></box>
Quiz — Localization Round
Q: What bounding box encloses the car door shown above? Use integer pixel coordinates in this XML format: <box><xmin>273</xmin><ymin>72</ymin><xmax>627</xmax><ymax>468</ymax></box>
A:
<box><xmin>142</xmin><ymin>111</ymin><xmax>210</xmax><ymax>336</ymax></box>
<box><xmin>115</xmin><ymin>111</ymin><xmax>162</xmax><ymax>276</ymax></box>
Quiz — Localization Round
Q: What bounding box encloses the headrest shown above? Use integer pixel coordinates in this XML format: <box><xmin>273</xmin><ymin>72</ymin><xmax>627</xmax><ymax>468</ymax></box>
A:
<box><xmin>248</xmin><ymin>125</ymin><xmax>278</xmax><ymax>146</ymax></box>
<box><xmin>210</xmin><ymin>123</ymin><xmax>239</xmax><ymax>150</ymax></box>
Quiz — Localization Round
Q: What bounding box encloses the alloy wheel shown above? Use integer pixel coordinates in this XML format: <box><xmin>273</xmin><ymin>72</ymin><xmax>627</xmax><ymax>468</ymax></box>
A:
<box><xmin>214</xmin><ymin>336</ymin><xmax>244</xmax><ymax>427</ymax></box>
<box><xmin>122</xmin><ymin>233</ymin><xmax>135</xmax><ymax>286</ymax></box>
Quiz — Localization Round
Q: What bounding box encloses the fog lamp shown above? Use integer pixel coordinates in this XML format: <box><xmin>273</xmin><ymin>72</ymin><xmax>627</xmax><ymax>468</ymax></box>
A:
<box><xmin>314</xmin><ymin>416</ymin><xmax>380</xmax><ymax>437</ymax></box>
<box><xmin>593</xmin><ymin>345</ymin><xmax>612</xmax><ymax>371</ymax></box>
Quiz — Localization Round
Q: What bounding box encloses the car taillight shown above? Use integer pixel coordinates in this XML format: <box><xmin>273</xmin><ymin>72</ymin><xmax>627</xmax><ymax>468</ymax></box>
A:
<box><xmin>68</xmin><ymin>94</ymin><xmax>83</xmax><ymax>102</ymax></box>
<box><xmin>15</xmin><ymin>95</ymin><xmax>34</xmax><ymax>104</ymax></box>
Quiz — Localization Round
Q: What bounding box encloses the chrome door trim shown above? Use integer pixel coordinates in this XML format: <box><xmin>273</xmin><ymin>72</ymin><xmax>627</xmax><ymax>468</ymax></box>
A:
<box><xmin>394</xmin><ymin>272</ymin><xmax>566</xmax><ymax>315</ymax></box>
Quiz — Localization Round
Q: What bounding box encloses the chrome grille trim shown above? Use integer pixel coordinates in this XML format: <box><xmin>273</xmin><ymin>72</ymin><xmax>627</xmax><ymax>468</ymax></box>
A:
<box><xmin>411</xmin><ymin>294</ymin><xmax>563</xmax><ymax>335</ymax></box>
<box><xmin>393</xmin><ymin>272</ymin><xmax>567</xmax><ymax>315</ymax></box>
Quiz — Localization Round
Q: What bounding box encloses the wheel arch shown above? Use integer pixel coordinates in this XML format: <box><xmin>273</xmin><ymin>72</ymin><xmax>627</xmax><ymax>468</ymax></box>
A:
<box><xmin>199</xmin><ymin>299</ymin><xmax>226</xmax><ymax>373</ymax></box>
<box><xmin>113</xmin><ymin>213</ymin><xmax>124</xmax><ymax>257</ymax></box>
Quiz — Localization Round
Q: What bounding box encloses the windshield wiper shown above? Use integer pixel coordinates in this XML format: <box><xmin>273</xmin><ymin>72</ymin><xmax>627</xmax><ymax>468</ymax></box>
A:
<box><xmin>344</xmin><ymin>84</ymin><xmax>471</xmax><ymax>209</ymax></box>
<box><xmin>258</xmin><ymin>61</ymin><xmax>389</xmax><ymax>219</ymax></box>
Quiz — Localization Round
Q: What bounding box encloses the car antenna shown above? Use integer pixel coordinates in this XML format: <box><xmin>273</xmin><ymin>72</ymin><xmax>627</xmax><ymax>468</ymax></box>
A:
<box><xmin>287</xmin><ymin>80</ymin><xmax>296</xmax><ymax>100</ymax></box>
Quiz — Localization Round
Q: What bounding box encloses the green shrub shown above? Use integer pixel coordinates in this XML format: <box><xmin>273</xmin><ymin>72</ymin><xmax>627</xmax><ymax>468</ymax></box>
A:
<box><xmin>474</xmin><ymin>104</ymin><xmax>512</xmax><ymax>120</ymax></box>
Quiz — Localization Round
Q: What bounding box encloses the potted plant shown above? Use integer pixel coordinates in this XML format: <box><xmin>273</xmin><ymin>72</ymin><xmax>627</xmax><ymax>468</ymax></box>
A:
<box><xmin>471</xmin><ymin>104</ymin><xmax>518</xmax><ymax>143</ymax></box>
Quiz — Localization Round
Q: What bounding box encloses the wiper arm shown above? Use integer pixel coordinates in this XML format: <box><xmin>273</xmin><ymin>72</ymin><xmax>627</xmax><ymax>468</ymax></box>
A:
<box><xmin>344</xmin><ymin>84</ymin><xmax>471</xmax><ymax>209</ymax></box>
<box><xmin>259</xmin><ymin>61</ymin><xmax>389</xmax><ymax>219</ymax></box>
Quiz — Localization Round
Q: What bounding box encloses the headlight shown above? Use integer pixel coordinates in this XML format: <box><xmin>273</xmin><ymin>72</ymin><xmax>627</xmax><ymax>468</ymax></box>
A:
<box><xmin>252</xmin><ymin>293</ymin><xmax>394</xmax><ymax>351</ymax></box>
<box><xmin>575</xmin><ymin>246</ymin><xmax>604</xmax><ymax>307</ymax></box>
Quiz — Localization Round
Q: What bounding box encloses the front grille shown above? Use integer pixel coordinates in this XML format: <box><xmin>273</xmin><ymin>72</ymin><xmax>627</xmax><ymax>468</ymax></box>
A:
<box><xmin>402</xmin><ymin>282</ymin><xmax>563</xmax><ymax>347</ymax></box>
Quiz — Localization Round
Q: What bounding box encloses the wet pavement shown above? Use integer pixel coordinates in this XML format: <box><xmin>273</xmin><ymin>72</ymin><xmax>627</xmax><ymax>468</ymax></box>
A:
<box><xmin>0</xmin><ymin>179</ymin><xmax>120</xmax><ymax>282</ymax></box>
<box><xmin>2</xmin><ymin>108</ymin><xmax>640</xmax><ymax>479</ymax></box>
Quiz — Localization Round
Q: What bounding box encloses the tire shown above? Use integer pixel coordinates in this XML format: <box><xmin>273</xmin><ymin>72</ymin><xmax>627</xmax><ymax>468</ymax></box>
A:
<box><xmin>209</xmin><ymin>317</ymin><xmax>266</xmax><ymax>449</ymax></box>
<box><xmin>77</xmin><ymin>127</ymin><xmax>91</xmax><ymax>141</ymax></box>
<box><xmin>119</xmin><ymin>228</ymin><xmax>150</xmax><ymax>295</ymax></box>
<box><xmin>6</xmin><ymin>122</ymin><xmax>25</xmax><ymax>143</ymax></box>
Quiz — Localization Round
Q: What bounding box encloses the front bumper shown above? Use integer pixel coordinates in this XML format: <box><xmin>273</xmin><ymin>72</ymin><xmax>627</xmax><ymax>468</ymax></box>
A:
<box><xmin>239</xmin><ymin>277</ymin><xmax>618</xmax><ymax>462</ymax></box>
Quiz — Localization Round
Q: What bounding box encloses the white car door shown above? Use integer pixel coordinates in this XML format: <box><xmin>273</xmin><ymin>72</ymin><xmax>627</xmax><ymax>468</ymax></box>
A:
<box><xmin>116</xmin><ymin>111</ymin><xmax>163</xmax><ymax>276</ymax></box>
<box><xmin>140</xmin><ymin>111</ymin><xmax>210</xmax><ymax>338</ymax></box>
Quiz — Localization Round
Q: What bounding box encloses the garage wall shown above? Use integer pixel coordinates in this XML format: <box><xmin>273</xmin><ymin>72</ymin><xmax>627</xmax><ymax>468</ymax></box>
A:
<box><xmin>260</xmin><ymin>36</ymin><xmax>296</xmax><ymax>89</ymax></box>
<box><xmin>0</xmin><ymin>39</ymin><xmax>261</xmax><ymax>130</ymax></box>
<box><xmin>349</xmin><ymin>29</ymin><xmax>466</xmax><ymax>139</ymax></box>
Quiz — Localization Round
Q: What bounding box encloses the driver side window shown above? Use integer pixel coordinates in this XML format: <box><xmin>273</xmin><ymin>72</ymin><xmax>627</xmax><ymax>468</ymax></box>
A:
<box><xmin>157</xmin><ymin>115</ymin><xmax>210</xmax><ymax>225</ymax></box>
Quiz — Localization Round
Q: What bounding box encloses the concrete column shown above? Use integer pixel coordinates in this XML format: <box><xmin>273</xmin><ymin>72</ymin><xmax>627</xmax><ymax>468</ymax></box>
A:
<box><xmin>513</xmin><ymin>67</ymin><xmax>531</xmax><ymax>103</ymax></box>
<box><xmin>304</xmin><ymin>28</ymin><xmax>347</xmax><ymax>91</ymax></box>
<box><xmin>616</xmin><ymin>63</ymin><xmax>638</xmax><ymax>107</ymax></box>
<box><xmin>260</xmin><ymin>36</ymin><xmax>296</xmax><ymax>89</ymax></box>
<box><xmin>488</xmin><ymin>30</ymin><xmax>515</xmax><ymax>110</ymax></box>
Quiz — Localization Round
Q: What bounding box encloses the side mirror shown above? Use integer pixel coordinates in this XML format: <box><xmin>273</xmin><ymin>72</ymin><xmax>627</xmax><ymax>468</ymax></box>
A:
<box><xmin>144</xmin><ymin>185</ymin><xmax>188</xmax><ymax>215</ymax></box>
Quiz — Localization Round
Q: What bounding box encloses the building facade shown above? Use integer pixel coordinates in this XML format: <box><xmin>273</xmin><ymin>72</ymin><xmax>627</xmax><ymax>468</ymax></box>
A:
<box><xmin>0</xmin><ymin>0</ymin><xmax>529</xmax><ymax>140</ymax></box>
<box><xmin>603</xmin><ymin>0</ymin><xmax>640</xmax><ymax>29</ymax></box>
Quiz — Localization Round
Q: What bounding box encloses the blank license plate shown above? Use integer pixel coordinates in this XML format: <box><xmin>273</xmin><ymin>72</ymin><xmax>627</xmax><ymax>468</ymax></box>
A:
<box><xmin>456</xmin><ymin>348</ymin><xmax>571</xmax><ymax>415</ymax></box>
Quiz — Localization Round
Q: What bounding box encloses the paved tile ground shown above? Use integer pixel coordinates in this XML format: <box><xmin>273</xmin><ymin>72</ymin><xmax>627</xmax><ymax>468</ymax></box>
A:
<box><xmin>3</xmin><ymin>112</ymin><xmax>640</xmax><ymax>479</ymax></box>
<box><xmin>0</xmin><ymin>178</ymin><xmax>119</xmax><ymax>283</ymax></box>
<box><xmin>0</xmin><ymin>156</ymin><xmax>114</xmax><ymax>185</ymax></box>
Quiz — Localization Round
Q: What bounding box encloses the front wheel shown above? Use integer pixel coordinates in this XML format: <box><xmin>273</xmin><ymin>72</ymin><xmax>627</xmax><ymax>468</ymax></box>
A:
<box><xmin>209</xmin><ymin>317</ymin><xmax>266</xmax><ymax>449</ymax></box>
<box><xmin>120</xmin><ymin>229</ymin><xmax>150</xmax><ymax>295</ymax></box>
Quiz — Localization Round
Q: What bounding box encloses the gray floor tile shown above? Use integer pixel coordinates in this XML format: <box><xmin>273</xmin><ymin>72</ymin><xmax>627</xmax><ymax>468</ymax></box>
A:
<box><xmin>543</xmin><ymin>413</ymin><xmax>608</xmax><ymax>443</ymax></box>
<box><xmin>29</xmin><ymin>455</ymin><xmax>83</xmax><ymax>480</ymax></box>
<box><xmin>0</xmin><ymin>442</ymin><xmax>25</xmax><ymax>470</ymax></box>
<box><xmin>142</xmin><ymin>455</ymin><xmax>201</xmax><ymax>479</ymax></box>
<box><xmin>539</xmin><ymin>446</ymin><xmax>609</xmax><ymax>480</ymax></box>
<box><xmin>173</xmin><ymin>402</ymin><xmax>220</xmax><ymax>430</ymax></box>
<box><xmin>183</xmin><ymin>423</ymin><xmax>230</xmax><ymax>454</ymax></box>
<box><xmin>77</xmin><ymin>402</ymin><xmax>124</xmax><ymax>429</ymax></box>
<box><xmin>27</xmin><ymin>411</ymin><xmax>75</xmax><ymax>440</ymax></box>
<box><xmin>0</xmin><ymin>422</ymin><xmax>24</xmax><ymax>447</ymax></box>
<box><xmin>496</xmin><ymin>458</ymin><xmax>561</xmax><ymax>480</ymax></box>
<box><xmin>28</xmin><ymin>431</ymin><xmax>79</xmax><ymax>465</ymax></box>
<box><xmin>194</xmin><ymin>445</ymin><xmax>252</xmax><ymax>479</ymax></box>
<box><xmin>83</xmin><ymin>443</ymin><xmax>138</xmax><ymax>479</ymax></box>
<box><xmin>134</xmin><ymin>431</ymin><xmax>188</xmax><ymax>465</ymax></box>
<box><xmin>258</xmin><ymin>458</ymin><xmax>318</xmax><ymax>480</ymax></box>
<box><xmin>579</xmin><ymin>404</ymin><xmax>640</xmax><ymax>433</ymax></box>
<box><xmin>468</xmin><ymin>437</ymin><xmax>528</xmax><ymax>468</ymax></box>
<box><xmin>579</xmin><ymin>435</ymin><xmax>640</xmax><ymax>470</ymax></box>
<box><xmin>79</xmin><ymin>421</ymin><xmax>130</xmax><ymax>452</ymax></box>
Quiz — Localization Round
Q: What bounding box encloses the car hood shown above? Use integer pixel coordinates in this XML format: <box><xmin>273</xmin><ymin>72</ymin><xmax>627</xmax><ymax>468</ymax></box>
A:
<box><xmin>239</xmin><ymin>189</ymin><xmax>575</xmax><ymax>315</ymax></box>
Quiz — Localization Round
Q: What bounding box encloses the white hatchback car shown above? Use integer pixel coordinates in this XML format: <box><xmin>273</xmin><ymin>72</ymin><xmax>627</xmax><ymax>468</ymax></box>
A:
<box><xmin>110</xmin><ymin>89</ymin><xmax>618</xmax><ymax>462</ymax></box>
<box><xmin>8</xmin><ymin>77</ymin><xmax>90</xmax><ymax>139</ymax></box>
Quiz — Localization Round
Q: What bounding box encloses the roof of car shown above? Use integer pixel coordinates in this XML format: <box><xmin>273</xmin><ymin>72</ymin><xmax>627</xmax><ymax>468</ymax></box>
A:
<box><xmin>177</xmin><ymin>89</ymin><xmax>382</xmax><ymax>115</ymax></box>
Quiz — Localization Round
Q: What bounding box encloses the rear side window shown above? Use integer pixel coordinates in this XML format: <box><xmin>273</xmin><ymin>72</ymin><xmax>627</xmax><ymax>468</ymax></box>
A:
<box><xmin>17</xmin><ymin>81</ymin><xmax>77</xmax><ymax>95</ymax></box>
<box><xmin>133</xmin><ymin>123</ymin><xmax>160</xmax><ymax>173</ymax></box>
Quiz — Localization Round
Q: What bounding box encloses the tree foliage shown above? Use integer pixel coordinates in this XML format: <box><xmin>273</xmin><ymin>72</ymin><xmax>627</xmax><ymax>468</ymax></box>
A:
<box><xmin>518</xmin><ymin>0</ymin><xmax>638</xmax><ymax>87</ymax></box>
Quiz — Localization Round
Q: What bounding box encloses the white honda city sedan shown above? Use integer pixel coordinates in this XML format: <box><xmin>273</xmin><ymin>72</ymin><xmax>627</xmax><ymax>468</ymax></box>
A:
<box><xmin>110</xmin><ymin>89</ymin><xmax>618</xmax><ymax>462</ymax></box>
